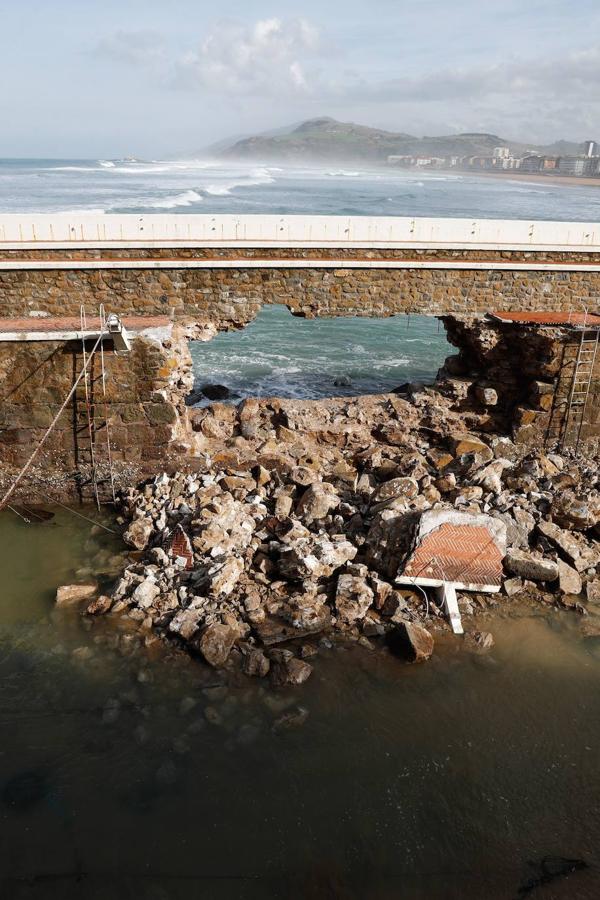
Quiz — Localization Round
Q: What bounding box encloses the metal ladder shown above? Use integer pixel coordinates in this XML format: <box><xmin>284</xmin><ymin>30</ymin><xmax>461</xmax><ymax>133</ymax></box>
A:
<box><xmin>560</xmin><ymin>327</ymin><xmax>600</xmax><ymax>452</ymax></box>
<box><xmin>73</xmin><ymin>307</ymin><xmax>116</xmax><ymax>508</ymax></box>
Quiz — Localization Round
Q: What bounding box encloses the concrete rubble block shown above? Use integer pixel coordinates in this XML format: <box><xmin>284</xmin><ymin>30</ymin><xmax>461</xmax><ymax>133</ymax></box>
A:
<box><xmin>373</xmin><ymin>477</ymin><xmax>419</xmax><ymax>503</ymax></box>
<box><xmin>205</xmin><ymin>557</ymin><xmax>245</xmax><ymax>597</ymax></box>
<box><xmin>473</xmin><ymin>460</ymin><xmax>511</xmax><ymax>495</ymax></box>
<box><xmin>448</xmin><ymin>433</ymin><xmax>491</xmax><ymax>457</ymax></box>
<box><xmin>557</xmin><ymin>559</ymin><xmax>583</xmax><ymax>596</ymax></box>
<box><xmin>56</xmin><ymin>583</ymin><xmax>98</xmax><ymax>606</ymax></box>
<box><xmin>278</xmin><ymin>536</ymin><xmax>357</xmax><ymax>580</ymax></box>
<box><xmin>131</xmin><ymin>578</ymin><xmax>161</xmax><ymax>609</ymax></box>
<box><xmin>123</xmin><ymin>517</ymin><xmax>154</xmax><ymax>551</ymax></box>
<box><xmin>241</xmin><ymin>647</ymin><xmax>271</xmax><ymax>678</ymax></box>
<box><xmin>335</xmin><ymin>574</ymin><xmax>375</xmax><ymax>626</ymax></box>
<box><xmin>390</xmin><ymin>621</ymin><xmax>434</xmax><ymax>663</ymax></box>
<box><xmin>586</xmin><ymin>581</ymin><xmax>600</xmax><ymax>604</ymax></box>
<box><xmin>552</xmin><ymin>490</ymin><xmax>600</xmax><ymax>531</ymax></box>
<box><xmin>503</xmin><ymin>576</ymin><xmax>523</xmax><ymax>597</ymax></box>
<box><xmin>168</xmin><ymin>605</ymin><xmax>205</xmax><ymax>641</ymax></box>
<box><xmin>270</xmin><ymin>654</ymin><xmax>313</xmax><ymax>686</ymax></box>
<box><xmin>295</xmin><ymin>481</ymin><xmax>340</xmax><ymax>524</ymax></box>
<box><xmin>537</xmin><ymin>519</ymin><xmax>600</xmax><ymax>572</ymax></box>
<box><xmin>196</xmin><ymin>623</ymin><xmax>238</xmax><ymax>668</ymax></box>
<box><xmin>504</xmin><ymin>549</ymin><xmax>559</xmax><ymax>583</ymax></box>
<box><xmin>86</xmin><ymin>595</ymin><xmax>113</xmax><ymax>616</ymax></box>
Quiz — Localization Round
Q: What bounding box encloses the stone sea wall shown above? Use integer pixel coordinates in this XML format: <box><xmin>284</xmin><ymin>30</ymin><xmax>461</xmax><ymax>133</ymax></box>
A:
<box><xmin>1</xmin><ymin>248</ymin><xmax>600</xmax><ymax>325</ymax></box>
<box><xmin>0</xmin><ymin>325</ymin><xmax>196</xmax><ymax>500</ymax></box>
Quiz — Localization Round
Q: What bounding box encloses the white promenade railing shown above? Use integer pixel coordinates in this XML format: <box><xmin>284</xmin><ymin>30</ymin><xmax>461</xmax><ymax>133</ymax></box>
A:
<box><xmin>0</xmin><ymin>214</ymin><xmax>599</xmax><ymax>251</ymax></box>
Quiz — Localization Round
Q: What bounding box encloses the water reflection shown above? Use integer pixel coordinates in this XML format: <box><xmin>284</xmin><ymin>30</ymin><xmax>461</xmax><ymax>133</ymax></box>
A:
<box><xmin>1</xmin><ymin>509</ymin><xmax>599</xmax><ymax>898</ymax></box>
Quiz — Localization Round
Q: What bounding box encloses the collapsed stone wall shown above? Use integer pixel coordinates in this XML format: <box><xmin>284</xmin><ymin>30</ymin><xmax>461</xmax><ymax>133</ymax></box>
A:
<box><xmin>1</xmin><ymin>249</ymin><xmax>600</xmax><ymax>324</ymax></box>
<box><xmin>1</xmin><ymin>312</ymin><xmax>599</xmax><ymax>502</ymax></box>
<box><xmin>439</xmin><ymin>317</ymin><xmax>600</xmax><ymax>449</ymax></box>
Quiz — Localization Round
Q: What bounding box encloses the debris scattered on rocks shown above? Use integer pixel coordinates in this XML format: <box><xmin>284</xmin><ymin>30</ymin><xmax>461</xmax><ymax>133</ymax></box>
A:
<box><xmin>81</xmin><ymin>386</ymin><xmax>599</xmax><ymax>684</ymax></box>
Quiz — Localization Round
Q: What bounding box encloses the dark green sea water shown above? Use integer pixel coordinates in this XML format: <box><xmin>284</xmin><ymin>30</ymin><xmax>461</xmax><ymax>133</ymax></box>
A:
<box><xmin>1</xmin><ymin>509</ymin><xmax>600</xmax><ymax>898</ymax></box>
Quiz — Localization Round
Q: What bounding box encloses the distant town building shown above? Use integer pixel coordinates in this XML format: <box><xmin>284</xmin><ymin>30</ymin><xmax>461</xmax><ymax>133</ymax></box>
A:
<box><xmin>520</xmin><ymin>156</ymin><xmax>543</xmax><ymax>173</ymax></box>
<box><xmin>584</xmin><ymin>140</ymin><xmax>598</xmax><ymax>158</ymax></box>
<box><xmin>493</xmin><ymin>147</ymin><xmax>511</xmax><ymax>159</ymax></box>
<box><xmin>558</xmin><ymin>156</ymin><xmax>590</xmax><ymax>176</ymax></box>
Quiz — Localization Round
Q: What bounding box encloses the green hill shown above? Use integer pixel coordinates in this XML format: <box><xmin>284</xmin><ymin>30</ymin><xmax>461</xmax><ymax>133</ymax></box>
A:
<box><xmin>220</xmin><ymin>117</ymin><xmax>585</xmax><ymax>164</ymax></box>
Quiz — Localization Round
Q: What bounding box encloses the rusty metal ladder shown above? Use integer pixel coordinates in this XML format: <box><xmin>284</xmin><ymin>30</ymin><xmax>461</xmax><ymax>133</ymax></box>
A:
<box><xmin>560</xmin><ymin>327</ymin><xmax>600</xmax><ymax>453</ymax></box>
<box><xmin>73</xmin><ymin>307</ymin><xmax>116</xmax><ymax>508</ymax></box>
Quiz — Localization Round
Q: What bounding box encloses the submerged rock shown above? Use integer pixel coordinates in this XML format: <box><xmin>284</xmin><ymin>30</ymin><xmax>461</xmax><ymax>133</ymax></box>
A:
<box><xmin>390</xmin><ymin>622</ymin><xmax>434</xmax><ymax>663</ymax></box>
<box><xmin>200</xmin><ymin>384</ymin><xmax>233</xmax><ymax>401</ymax></box>
<box><xmin>55</xmin><ymin>583</ymin><xmax>98</xmax><ymax>606</ymax></box>
<box><xmin>271</xmin><ymin>655</ymin><xmax>313</xmax><ymax>686</ymax></box>
<box><xmin>197</xmin><ymin>624</ymin><xmax>237</xmax><ymax>668</ymax></box>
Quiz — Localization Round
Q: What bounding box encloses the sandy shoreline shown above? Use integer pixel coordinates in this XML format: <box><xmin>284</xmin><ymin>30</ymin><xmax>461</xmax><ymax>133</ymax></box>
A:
<box><xmin>460</xmin><ymin>169</ymin><xmax>600</xmax><ymax>189</ymax></box>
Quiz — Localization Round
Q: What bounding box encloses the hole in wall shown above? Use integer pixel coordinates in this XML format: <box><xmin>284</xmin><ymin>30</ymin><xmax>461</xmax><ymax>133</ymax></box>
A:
<box><xmin>188</xmin><ymin>305</ymin><xmax>451</xmax><ymax>406</ymax></box>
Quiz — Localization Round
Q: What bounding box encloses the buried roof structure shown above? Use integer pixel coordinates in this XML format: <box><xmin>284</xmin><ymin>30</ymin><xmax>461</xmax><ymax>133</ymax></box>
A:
<box><xmin>397</xmin><ymin>509</ymin><xmax>507</xmax><ymax>636</ymax></box>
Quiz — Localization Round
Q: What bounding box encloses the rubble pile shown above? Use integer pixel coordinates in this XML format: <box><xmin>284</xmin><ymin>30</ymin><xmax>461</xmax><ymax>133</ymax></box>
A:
<box><xmin>78</xmin><ymin>391</ymin><xmax>600</xmax><ymax>682</ymax></box>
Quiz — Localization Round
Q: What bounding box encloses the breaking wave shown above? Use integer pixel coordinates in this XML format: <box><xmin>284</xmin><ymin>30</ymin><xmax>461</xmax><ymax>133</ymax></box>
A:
<box><xmin>145</xmin><ymin>190</ymin><xmax>203</xmax><ymax>209</ymax></box>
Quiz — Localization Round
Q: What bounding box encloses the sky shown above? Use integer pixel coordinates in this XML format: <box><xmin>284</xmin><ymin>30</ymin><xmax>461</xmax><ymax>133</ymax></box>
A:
<box><xmin>1</xmin><ymin>0</ymin><xmax>599</xmax><ymax>157</ymax></box>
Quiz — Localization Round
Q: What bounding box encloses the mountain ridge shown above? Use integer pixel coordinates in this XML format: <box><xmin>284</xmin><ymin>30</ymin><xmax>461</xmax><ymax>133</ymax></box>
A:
<box><xmin>218</xmin><ymin>117</ymin><xmax>589</xmax><ymax>164</ymax></box>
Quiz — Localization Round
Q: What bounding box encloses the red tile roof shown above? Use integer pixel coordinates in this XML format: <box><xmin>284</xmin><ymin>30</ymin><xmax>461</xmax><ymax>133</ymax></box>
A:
<box><xmin>492</xmin><ymin>311</ymin><xmax>600</xmax><ymax>327</ymax></box>
<box><xmin>402</xmin><ymin>523</ymin><xmax>503</xmax><ymax>587</ymax></box>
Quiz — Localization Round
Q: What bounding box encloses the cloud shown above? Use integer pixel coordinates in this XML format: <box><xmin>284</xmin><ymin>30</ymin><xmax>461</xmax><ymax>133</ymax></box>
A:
<box><xmin>347</xmin><ymin>47</ymin><xmax>600</xmax><ymax>106</ymax></box>
<box><xmin>94</xmin><ymin>29</ymin><xmax>168</xmax><ymax>68</ymax></box>
<box><xmin>174</xmin><ymin>17</ymin><xmax>321</xmax><ymax>95</ymax></box>
<box><xmin>92</xmin><ymin>18</ymin><xmax>600</xmax><ymax>140</ymax></box>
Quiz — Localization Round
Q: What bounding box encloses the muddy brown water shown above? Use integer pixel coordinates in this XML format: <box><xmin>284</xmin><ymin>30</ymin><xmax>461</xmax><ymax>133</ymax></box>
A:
<box><xmin>1</xmin><ymin>508</ymin><xmax>600</xmax><ymax>899</ymax></box>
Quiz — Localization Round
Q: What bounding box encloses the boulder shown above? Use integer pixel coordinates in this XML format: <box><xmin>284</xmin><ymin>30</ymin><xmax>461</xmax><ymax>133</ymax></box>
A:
<box><xmin>199</xmin><ymin>383</ymin><xmax>232</xmax><ymax>401</ymax></box>
<box><xmin>473</xmin><ymin>460</ymin><xmax>510</xmax><ymax>495</ymax></box>
<box><xmin>131</xmin><ymin>578</ymin><xmax>160</xmax><ymax>609</ymax></box>
<box><xmin>552</xmin><ymin>490</ymin><xmax>600</xmax><ymax>531</ymax></box>
<box><xmin>295</xmin><ymin>482</ymin><xmax>339</xmax><ymax>524</ymax></box>
<box><xmin>205</xmin><ymin>557</ymin><xmax>244</xmax><ymax>597</ymax></box>
<box><xmin>504</xmin><ymin>550</ymin><xmax>559</xmax><ymax>583</ymax></box>
<box><xmin>335</xmin><ymin>574</ymin><xmax>374</xmax><ymax>626</ymax></box>
<box><xmin>278</xmin><ymin>536</ymin><xmax>356</xmax><ymax>580</ymax></box>
<box><xmin>557</xmin><ymin>560</ymin><xmax>582</xmax><ymax>596</ymax></box>
<box><xmin>169</xmin><ymin>605</ymin><xmax>204</xmax><ymax>641</ymax></box>
<box><xmin>503</xmin><ymin>577</ymin><xmax>523</xmax><ymax>597</ymax></box>
<box><xmin>390</xmin><ymin>622</ymin><xmax>434</xmax><ymax>663</ymax></box>
<box><xmin>271</xmin><ymin>656</ymin><xmax>313</xmax><ymax>686</ymax></box>
<box><xmin>86</xmin><ymin>595</ymin><xmax>113</xmax><ymax>616</ymax></box>
<box><xmin>586</xmin><ymin>581</ymin><xmax>600</xmax><ymax>604</ymax></box>
<box><xmin>373</xmin><ymin>477</ymin><xmax>419</xmax><ymax>504</ymax></box>
<box><xmin>537</xmin><ymin>520</ymin><xmax>600</xmax><ymax>572</ymax></box>
<box><xmin>242</xmin><ymin>648</ymin><xmax>271</xmax><ymax>678</ymax></box>
<box><xmin>197</xmin><ymin>624</ymin><xmax>237</xmax><ymax>667</ymax></box>
<box><xmin>123</xmin><ymin>517</ymin><xmax>154</xmax><ymax>551</ymax></box>
<box><xmin>56</xmin><ymin>583</ymin><xmax>98</xmax><ymax>606</ymax></box>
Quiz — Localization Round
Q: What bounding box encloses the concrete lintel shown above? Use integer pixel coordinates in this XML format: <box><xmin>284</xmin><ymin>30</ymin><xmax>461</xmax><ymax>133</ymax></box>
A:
<box><xmin>2</xmin><ymin>258</ymin><xmax>600</xmax><ymax>273</ymax></box>
<box><xmin>396</xmin><ymin>576</ymin><xmax>501</xmax><ymax>594</ymax></box>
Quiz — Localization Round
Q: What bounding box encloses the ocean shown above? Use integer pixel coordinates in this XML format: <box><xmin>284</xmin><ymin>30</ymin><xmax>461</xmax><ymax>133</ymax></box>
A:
<box><xmin>2</xmin><ymin>156</ymin><xmax>600</xmax><ymax>219</ymax></box>
<box><xmin>3</xmin><ymin>157</ymin><xmax>600</xmax><ymax>398</ymax></box>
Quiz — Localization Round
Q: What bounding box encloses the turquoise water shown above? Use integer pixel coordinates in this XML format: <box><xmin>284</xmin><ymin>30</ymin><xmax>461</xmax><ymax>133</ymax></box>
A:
<box><xmin>190</xmin><ymin>307</ymin><xmax>451</xmax><ymax>401</ymax></box>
